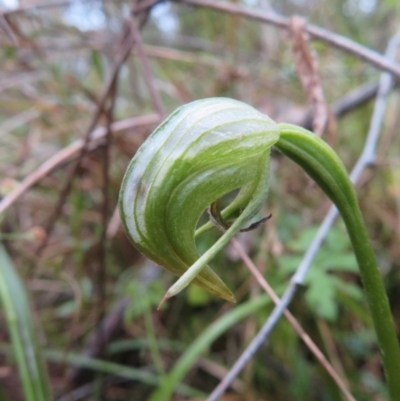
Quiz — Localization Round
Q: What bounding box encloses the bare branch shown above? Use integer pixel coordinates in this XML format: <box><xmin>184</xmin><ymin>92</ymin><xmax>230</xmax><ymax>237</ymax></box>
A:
<box><xmin>216</xmin><ymin>238</ymin><xmax>356</xmax><ymax>401</ymax></box>
<box><xmin>95</xmin><ymin>75</ymin><xmax>118</xmax><ymax>359</ymax></box>
<box><xmin>178</xmin><ymin>0</ymin><xmax>400</xmax><ymax>78</ymax></box>
<box><xmin>0</xmin><ymin>115</ymin><xmax>159</xmax><ymax>215</ymax></box>
<box><xmin>106</xmin><ymin>206</ymin><xmax>122</xmax><ymax>239</ymax></box>
<box><xmin>128</xmin><ymin>4</ymin><xmax>166</xmax><ymax>118</ymax></box>
<box><xmin>33</xmin><ymin>24</ymin><xmax>137</xmax><ymax>255</ymax></box>
<box><xmin>0</xmin><ymin>14</ymin><xmax>19</xmax><ymax>45</ymax></box>
<box><xmin>0</xmin><ymin>0</ymin><xmax>161</xmax><ymax>16</ymax></box>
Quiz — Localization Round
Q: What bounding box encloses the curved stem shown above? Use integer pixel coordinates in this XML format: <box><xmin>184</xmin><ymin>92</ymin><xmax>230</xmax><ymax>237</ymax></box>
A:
<box><xmin>276</xmin><ymin>123</ymin><xmax>400</xmax><ymax>401</ymax></box>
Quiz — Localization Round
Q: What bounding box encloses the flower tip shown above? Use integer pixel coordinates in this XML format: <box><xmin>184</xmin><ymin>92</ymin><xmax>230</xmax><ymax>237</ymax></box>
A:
<box><xmin>216</xmin><ymin>285</ymin><xmax>236</xmax><ymax>303</ymax></box>
<box><xmin>157</xmin><ymin>292</ymin><xmax>172</xmax><ymax>310</ymax></box>
<box><xmin>223</xmin><ymin>292</ymin><xmax>236</xmax><ymax>304</ymax></box>
<box><xmin>158</xmin><ymin>285</ymin><xmax>236</xmax><ymax>308</ymax></box>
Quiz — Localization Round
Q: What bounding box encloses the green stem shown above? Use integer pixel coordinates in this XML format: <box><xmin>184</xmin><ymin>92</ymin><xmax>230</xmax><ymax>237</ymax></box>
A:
<box><xmin>345</xmin><ymin>205</ymin><xmax>400</xmax><ymax>399</ymax></box>
<box><xmin>276</xmin><ymin>123</ymin><xmax>400</xmax><ymax>401</ymax></box>
<box><xmin>144</xmin><ymin>306</ymin><xmax>165</xmax><ymax>376</ymax></box>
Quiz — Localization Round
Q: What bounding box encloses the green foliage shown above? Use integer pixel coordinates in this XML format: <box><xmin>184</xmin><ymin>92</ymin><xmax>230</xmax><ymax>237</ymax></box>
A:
<box><xmin>0</xmin><ymin>245</ymin><xmax>51</xmax><ymax>401</ymax></box>
<box><xmin>149</xmin><ymin>295</ymin><xmax>271</xmax><ymax>401</ymax></box>
<box><xmin>279</xmin><ymin>223</ymin><xmax>361</xmax><ymax>320</ymax></box>
<box><xmin>124</xmin><ymin>278</ymin><xmax>165</xmax><ymax>321</ymax></box>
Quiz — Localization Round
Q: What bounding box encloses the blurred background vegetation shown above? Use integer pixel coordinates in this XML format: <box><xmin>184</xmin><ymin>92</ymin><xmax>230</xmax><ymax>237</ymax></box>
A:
<box><xmin>1</xmin><ymin>0</ymin><xmax>400</xmax><ymax>400</ymax></box>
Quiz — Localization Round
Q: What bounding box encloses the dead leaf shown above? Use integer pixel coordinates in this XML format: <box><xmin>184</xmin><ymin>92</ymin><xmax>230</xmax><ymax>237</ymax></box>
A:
<box><xmin>290</xmin><ymin>16</ymin><xmax>328</xmax><ymax>136</ymax></box>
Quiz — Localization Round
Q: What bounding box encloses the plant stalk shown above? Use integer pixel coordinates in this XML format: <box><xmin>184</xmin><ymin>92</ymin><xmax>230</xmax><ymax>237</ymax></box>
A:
<box><xmin>277</xmin><ymin>124</ymin><xmax>400</xmax><ymax>400</ymax></box>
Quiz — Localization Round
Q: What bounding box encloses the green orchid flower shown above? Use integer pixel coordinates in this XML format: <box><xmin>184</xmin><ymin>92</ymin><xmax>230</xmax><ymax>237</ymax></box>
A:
<box><xmin>119</xmin><ymin>98</ymin><xmax>279</xmax><ymax>302</ymax></box>
<box><xmin>119</xmin><ymin>97</ymin><xmax>400</xmax><ymax>399</ymax></box>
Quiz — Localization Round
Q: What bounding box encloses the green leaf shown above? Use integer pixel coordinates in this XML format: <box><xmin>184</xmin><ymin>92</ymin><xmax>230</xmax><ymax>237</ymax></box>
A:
<box><xmin>124</xmin><ymin>280</ymin><xmax>164</xmax><ymax>321</ymax></box>
<box><xmin>319</xmin><ymin>253</ymin><xmax>358</xmax><ymax>273</ymax></box>
<box><xmin>0</xmin><ymin>244</ymin><xmax>51</xmax><ymax>401</ymax></box>
<box><xmin>287</xmin><ymin>227</ymin><xmax>319</xmax><ymax>251</ymax></box>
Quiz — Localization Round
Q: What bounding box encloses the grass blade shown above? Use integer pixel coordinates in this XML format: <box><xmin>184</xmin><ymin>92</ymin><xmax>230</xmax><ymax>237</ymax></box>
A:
<box><xmin>149</xmin><ymin>295</ymin><xmax>271</xmax><ymax>401</ymax></box>
<box><xmin>0</xmin><ymin>244</ymin><xmax>51</xmax><ymax>401</ymax></box>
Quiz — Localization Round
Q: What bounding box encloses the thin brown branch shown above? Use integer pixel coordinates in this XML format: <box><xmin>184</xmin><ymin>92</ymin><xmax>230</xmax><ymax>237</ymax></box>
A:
<box><xmin>142</xmin><ymin>44</ymin><xmax>247</xmax><ymax>74</ymax></box>
<box><xmin>178</xmin><ymin>0</ymin><xmax>400</xmax><ymax>78</ymax></box>
<box><xmin>197</xmin><ymin>358</ymin><xmax>244</xmax><ymax>393</ymax></box>
<box><xmin>106</xmin><ymin>206</ymin><xmax>121</xmax><ymax>239</ymax></box>
<box><xmin>75</xmin><ymin>82</ymin><xmax>119</xmax><ymax>396</ymax></box>
<box><xmin>317</xmin><ymin>319</ymin><xmax>349</xmax><ymax>388</ymax></box>
<box><xmin>0</xmin><ymin>114</ymin><xmax>159</xmax><ymax>215</ymax></box>
<box><xmin>229</xmin><ymin>238</ymin><xmax>356</xmax><ymax>401</ymax></box>
<box><xmin>0</xmin><ymin>0</ymin><xmax>116</xmax><ymax>15</ymax></box>
<box><xmin>33</xmin><ymin>25</ymin><xmax>136</xmax><ymax>256</ymax></box>
<box><xmin>0</xmin><ymin>14</ymin><xmax>19</xmax><ymax>45</ymax></box>
<box><xmin>0</xmin><ymin>0</ymin><xmax>160</xmax><ymax>16</ymax></box>
<box><xmin>1</xmin><ymin>0</ymin><xmax>85</xmax><ymax>15</ymax></box>
<box><xmin>128</xmin><ymin>4</ymin><xmax>166</xmax><ymax>118</ymax></box>
<box><xmin>134</xmin><ymin>0</ymin><xmax>164</xmax><ymax>13</ymax></box>
<box><xmin>95</xmin><ymin>77</ymin><xmax>118</xmax><ymax>360</ymax></box>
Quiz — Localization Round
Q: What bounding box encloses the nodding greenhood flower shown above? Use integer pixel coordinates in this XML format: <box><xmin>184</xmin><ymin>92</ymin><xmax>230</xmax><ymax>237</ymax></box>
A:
<box><xmin>117</xmin><ymin>96</ymin><xmax>383</xmax><ymax>304</ymax></box>
<box><xmin>120</xmin><ymin>97</ymin><xmax>400</xmax><ymax>399</ymax></box>
<box><xmin>119</xmin><ymin>98</ymin><xmax>279</xmax><ymax>303</ymax></box>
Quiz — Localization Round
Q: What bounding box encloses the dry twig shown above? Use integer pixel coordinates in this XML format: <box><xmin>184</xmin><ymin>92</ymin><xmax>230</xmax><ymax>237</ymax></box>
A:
<box><xmin>0</xmin><ymin>115</ymin><xmax>159</xmax><ymax>215</ymax></box>
<box><xmin>290</xmin><ymin>16</ymin><xmax>328</xmax><ymax>136</ymax></box>
<box><xmin>224</xmin><ymin>238</ymin><xmax>356</xmax><ymax>401</ymax></box>
<box><xmin>34</xmin><ymin>24</ymin><xmax>144</xmax><ymax>256</ymax></box>
<box><xmin>178</xmin><ymin>0</ymin><xmax>400</xmax><ymax>78</ymax></box>
<box><xmin>128</xmin><ymin>6</ymin><xmax>165</xmax><ymax>118</ymax></box>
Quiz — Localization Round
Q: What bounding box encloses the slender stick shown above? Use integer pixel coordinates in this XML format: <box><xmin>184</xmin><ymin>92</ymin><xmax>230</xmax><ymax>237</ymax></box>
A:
<box><xmin>128</xmin><ymin>7</ymin><xmax>166</xmax><ymax>118</ymax></box>
<box><xmin>95</xmin><ymin>78</ymin><xmax>117</xmax><ymax>367</ymax></box>
<box><xmin>0</xmin><ymin>115</ymin><xmax>159</xmax><ymax>216</ymax></box>
<box><xmin>0</xmin><ymin>0</ymin><xmax>161</xmax><ymax>16</ymax></box>
<box><xmin>230</xmin><ymin>238</ymin><xmax>356</xmax><ymax>401</ymax></box>
<box><xmin>0</xmin><ymin>14</ymin><xmax>19</xmax><ymax>45</ymax></box>
<box><xmin>34</xmin><ymin>28</ymin><xmax>135</xmax><ymax>256</ymax></box>
<box><xmin>178</xmin><ymin>0</ymin><xmax>400</xmax><ymax>78</ymax></box>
